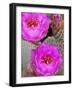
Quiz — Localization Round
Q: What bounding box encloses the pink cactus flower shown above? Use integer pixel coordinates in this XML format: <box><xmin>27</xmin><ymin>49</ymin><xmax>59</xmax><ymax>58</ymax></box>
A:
<box><xmin>21</xmin><ymin>13</ymin><xmax>51</xmax><ymax>43</ymax></box>
<box><xmin>31</xmin><ymin>43</ymin><xmax>62</xmax><ymax>76</ymax></box>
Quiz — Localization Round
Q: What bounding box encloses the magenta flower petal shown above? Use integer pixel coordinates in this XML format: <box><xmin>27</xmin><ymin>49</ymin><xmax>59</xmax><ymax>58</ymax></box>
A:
<box><xmin>53</xmin><ymin>14</ymin><xmax>62</xmax><ymax>22</ymax></box>
<box><xmin>31</xmin><ymin>43</ymin><xmax>63</xmax><ymax>76</ymax></box>
<box><xmin>21</xmin><ymin>12</ymin><xmax>51</xmax><ymax>42</ymax></box>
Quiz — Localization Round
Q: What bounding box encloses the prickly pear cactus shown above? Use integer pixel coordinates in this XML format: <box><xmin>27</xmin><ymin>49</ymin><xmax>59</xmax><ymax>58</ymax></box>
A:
<box><xmin>54</xmin><ymin>29</ymin><xmax>64</xmax><ymax>57</ymax></box>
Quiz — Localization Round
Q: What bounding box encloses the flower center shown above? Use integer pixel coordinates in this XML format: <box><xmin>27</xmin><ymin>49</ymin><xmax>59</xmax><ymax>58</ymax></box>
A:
<box><xmin>26</xmin><ymin>18</ymin><xmax>38</xmax><ymax>28</ymax></box>
<box><xmin>41</xmin><ymin>54</ymin><xmax>53</xmax><ymax>64</ymax></box>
